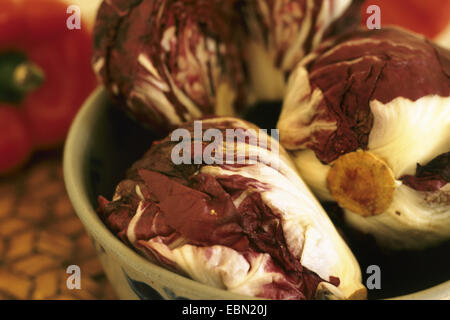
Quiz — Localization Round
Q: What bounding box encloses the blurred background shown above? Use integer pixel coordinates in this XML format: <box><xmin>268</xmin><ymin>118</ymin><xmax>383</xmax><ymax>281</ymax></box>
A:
<box><xmin>0</xmin><ymin>0</ymin><xmax>448</xmax><ymax>300</ymax></box>
<box><xmin>0</xmin><ymin>0</ymin><xmax>114</xmax><ymax>300</ymax></box>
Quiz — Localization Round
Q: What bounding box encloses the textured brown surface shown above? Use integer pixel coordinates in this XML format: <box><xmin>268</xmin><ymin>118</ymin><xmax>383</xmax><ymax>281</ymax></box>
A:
<box><xmin>0</xmin><ymin>151</ymin><xmax>117</xmax><ymax>300</ymax></box>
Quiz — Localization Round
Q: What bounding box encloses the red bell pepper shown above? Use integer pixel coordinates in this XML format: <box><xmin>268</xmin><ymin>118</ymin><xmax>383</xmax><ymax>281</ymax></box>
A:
<box><xmin>0</xmin><ymin>0</ymin><xmax>97</xmax><ymax>174</ymax></box>
<box><xmin>362</xmin><ymin>0</ymin><xmax>450</xmax><ymax>39</ymax></box>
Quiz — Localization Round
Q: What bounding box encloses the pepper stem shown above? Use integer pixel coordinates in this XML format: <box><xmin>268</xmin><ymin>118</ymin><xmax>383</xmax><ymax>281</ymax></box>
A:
<box><xmin>13</xmin><ymin>62</ymin><xmax>45</xmax><ymax>93</ymax></box>
<box><xmin>0</xmin><ymin>51</ymin><xmax>45</xmax><ymax>104</ymax></box>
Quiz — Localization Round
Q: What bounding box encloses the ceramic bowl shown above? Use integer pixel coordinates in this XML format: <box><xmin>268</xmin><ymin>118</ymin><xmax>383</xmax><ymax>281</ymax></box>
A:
<box><xmin>63</xmin><ymin>87</ymin><xmax>450</xmax><ymax>300</ymax></box>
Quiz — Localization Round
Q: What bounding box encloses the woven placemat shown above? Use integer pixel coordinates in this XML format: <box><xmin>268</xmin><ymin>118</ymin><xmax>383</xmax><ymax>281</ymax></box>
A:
<box><xmin>0</xmin><ymin>151</ymin><xmax>117</xmax><ymax>300</ymax></box>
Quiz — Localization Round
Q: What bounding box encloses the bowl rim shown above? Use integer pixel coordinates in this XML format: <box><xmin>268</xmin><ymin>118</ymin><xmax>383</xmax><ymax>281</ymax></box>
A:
<box><xmin>63</xmin><ymin>86</ymin><xmax>450</xmax><ymax>300</ymax></box>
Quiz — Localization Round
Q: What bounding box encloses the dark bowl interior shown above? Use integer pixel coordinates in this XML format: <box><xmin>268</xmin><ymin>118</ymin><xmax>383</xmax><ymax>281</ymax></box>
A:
<box><xmin>85</xmin><ymin>96</ymin><xmax>450</xmax><ymax>300</ymax></box>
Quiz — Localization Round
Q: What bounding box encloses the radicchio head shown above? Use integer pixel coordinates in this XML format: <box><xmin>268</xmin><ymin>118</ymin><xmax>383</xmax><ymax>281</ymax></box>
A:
<box><xmin>93</xmin><ymin>0</ymin><xmax>360</xmax><ymax>132</ymax></box>
<box><xmin>277</xmin><ymin>28</ymin><xmax>450</xmax><ymax>249</ymax></box>
<box><xmin>98</xmin><ymin>117</ymin><xmax>365</xmax><ymax>299</ymax></box>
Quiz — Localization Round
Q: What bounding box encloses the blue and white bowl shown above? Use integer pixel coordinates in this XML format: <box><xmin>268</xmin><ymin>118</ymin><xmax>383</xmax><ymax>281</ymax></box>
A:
<box><xmin>63</xmin><ymin>87</ymin><xmax>450</xmax><ymax>300</ymax></box>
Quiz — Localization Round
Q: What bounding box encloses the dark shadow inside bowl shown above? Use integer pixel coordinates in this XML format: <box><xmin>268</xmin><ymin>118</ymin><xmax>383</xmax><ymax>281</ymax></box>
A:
<box><xmin>84</xmin><ymin>101</ymin><xmax>158</xmax><ymax>204</ymax></box>
<box><xmin>84</xmin><ymin>97</ymin><xmax>450</xmax><ymax>300</ymax></box>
